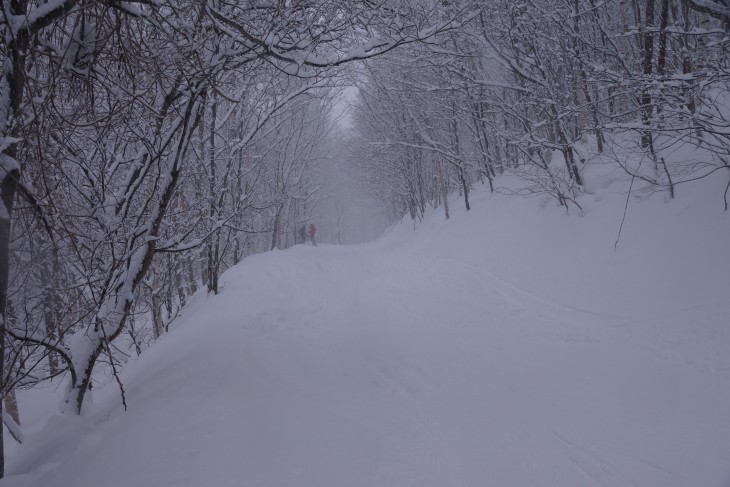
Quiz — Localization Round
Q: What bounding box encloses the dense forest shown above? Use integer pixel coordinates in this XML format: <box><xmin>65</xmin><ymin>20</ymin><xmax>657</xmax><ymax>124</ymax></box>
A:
<box><xmin>1</xmin><ymin>0</ymin><xmax>728</xmax><ymax>478</ymax></box>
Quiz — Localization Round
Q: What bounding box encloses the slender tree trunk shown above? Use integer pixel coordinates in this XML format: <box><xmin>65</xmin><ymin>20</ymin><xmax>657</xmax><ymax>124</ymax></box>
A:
<box><xmin>675</xmin><ymin>1</ymin><xmax>696</xmax><ymax>114</ymax></box>
<box><xmin>0</xmin><ymin>0</ymin><xmax>33</xmax><ymax>473</ymax></box>
<box><xmin>200</xmin><ymin>250</ymin><xmax>209</xmax><ymax>289</ymax></box>
<box><xmin>641</xmin><ymin>0</ymin><xmax>656</xmax><ymax>149</ymax></box>
<box><xmin>551</xmin><ymin>108</ymin><xmax>583</xmax><ymax>186</ymax></box>
<box><xmin>657</xmin><ymin>0</ymin><xmax>670</xmax><ymax>76</ymax></box>
<box><xmin>41</xmin><ymin>253</ymin><xmax>60</xmax><ymax>374</ymax></box>
<box><xmin>176</xmin><ymin>257</ymin><xmax>186</xmax><ymax>311</ymax></box>
<box><xmin>206</xmin><ymin>242</ymin><xmax>215</xmax><ymax>293</ymax></box>
<box><xmin>0</xmin><ymin>168</ymin><xmax>18</xmax><ymax>478</ymax></box>
<box><xmin>207</xmin><ymin>96</ymin><xmax>218</xmax><ymax>294</ymax></box>
<box><xmin>212</xmin><ymin>231</ymin><xmax>220</xmax><ymax>293</ymax></box>
<box><xmin>165</xmin><ymin>256</ymin><xmax>174</xmax><ymax>320</ymax></box>
<box><xmin>435</xmin><ymin>154</ymin><xmax>449</xmax><ymax>219</ymax></box>
<box><xmin>416</xmin><ymin>159</ymin><xmax>427</xmax><ymax>213</ymax></box>
<box><xmin>4</xmin><ymin>392</ymin><xmax>19</xmax><ymax>428</ymax></box>
<box><xmin>4</xmin><ymin>390</ymin><xmax>20</xmax><ymax>443</ymax></box>
<box><xmin>233</xmin><ymin>232</ymin><xmax>242</xmax><ymax>264</ymax></box>
<box><xmin>187</xmin><ymin>256</ymin><xmax>198</xmax><ymax>295</ymax></box>
<box><xmin>244</xmin><ymin>208</ymin><xmax>255</xmax><ymax>257</ymax></box>
<box><xmin>473</xmin><ymin>103</ymin><xmax>494</xmax><ymax>192</ymax></box>
<box><xmin>573</xmin><ymin>0</ymin><xmax>604</xmax><ymax>153</ymax></box>
<box><xmin>151</xmin><ymin>280</ymin><xmax>164</xmax><ymax>340</ymax></box>
<box><xmin>271</xmin><ymin>205</ymin><xmax>282</xmax><ymax>250</ymax></box>
<box><xmin>450</xmin><ymin>113</ymin><xmax>470</xmax><ymax>211</ymax></box>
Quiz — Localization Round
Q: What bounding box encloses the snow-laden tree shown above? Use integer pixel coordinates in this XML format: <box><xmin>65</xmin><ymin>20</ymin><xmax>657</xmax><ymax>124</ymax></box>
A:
<box><xmin>350</xmin><ymin>0</ymin><xmax>730</xmax><ymax>223</ymax></box>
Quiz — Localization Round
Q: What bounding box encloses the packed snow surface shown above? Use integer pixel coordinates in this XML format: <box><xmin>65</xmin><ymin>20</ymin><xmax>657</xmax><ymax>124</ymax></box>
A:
<box><xmin>4</xmin><ymin>178</ymin><xmax>730</xmax><ymax>487</ymax></box>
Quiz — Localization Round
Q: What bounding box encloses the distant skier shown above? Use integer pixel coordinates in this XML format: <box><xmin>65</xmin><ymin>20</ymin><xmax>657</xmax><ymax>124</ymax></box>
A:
<box><xmin>298</xmin><ymin>225</ymin><xmax>306</xmax><ymax>245</ymax></box>
<box><xmin>307</xmin><ymin>222</ymin><xmax>317</xmax><ymax>246</ymax></box>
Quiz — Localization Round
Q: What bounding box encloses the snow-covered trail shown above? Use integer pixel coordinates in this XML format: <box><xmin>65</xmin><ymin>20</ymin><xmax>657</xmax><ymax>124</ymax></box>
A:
<box><xmin>8</xmin><ymin>232</ymin><xmax>729</xmax><ymax>487</ymax></box>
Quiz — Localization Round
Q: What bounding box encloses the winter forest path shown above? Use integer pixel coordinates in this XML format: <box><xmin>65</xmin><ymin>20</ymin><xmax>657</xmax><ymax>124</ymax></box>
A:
<box><xmin>7</xmin><ymin>237</ymin><xmax>730</xmax><ymax>487</ymax></box>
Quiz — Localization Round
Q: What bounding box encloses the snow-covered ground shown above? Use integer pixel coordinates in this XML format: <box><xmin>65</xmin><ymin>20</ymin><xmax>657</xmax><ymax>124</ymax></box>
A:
<box><xmin>3</xmin><ymin>174</ymin><xmax>730</xmax><ymax>487</ymax></box>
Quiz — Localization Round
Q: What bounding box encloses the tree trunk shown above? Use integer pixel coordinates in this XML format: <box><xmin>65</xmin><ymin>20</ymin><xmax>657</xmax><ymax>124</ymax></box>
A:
<box><xmin>450</xmin><ymin>112</ymin><xmax>470</xmax><ymax>211</ymax></box>
<box><xmin>41</xmin><ymin>253</ymin><xmax>60</xmax><ymax>374</ymax></box>
<box><xmin>572</xmin><ymin>0</ymin><xmax>604</xmax><ymax>153</ymax></box>
<box><xmin>187</xmin><ymin>256</ymin><xmax>198</xmax><ymax>295</ymax></box>
<box><xmin>271</xmin><ymin>205</ymin><xmax>282</xmax><ymax>251</ymax></box>
<box><xmin>244</xmin><ymin>207</ymin><xmax>255</xmax><ymax>257</ymax></box>
<box><xmin>0</xmin><ymin>0</ymin><xmax>33</xmax><ymax>474</ymax></box>
<box><xmin>211</xmin><ymin>231</ymin><xmax>220</xmax><ymax>294</ymax></box>
<box><xmin>207</xmin><ymin>96</ymin><xmax>219</xmax><ymax>294</ymax></box>
<box><xmin>641</xmin><ymin>0</ymin><xmax>655</xmax><ymax>149</ymax></box>
<box><xmin>207</xmin><ymin>241</ymin><xmax>216</xmax><ymax>294</ymax></box>
<box><xmin>472</xmin><ymin>103</ymin><xmax>494</xmax><ymax>192</ymax></box>
<box><xmin>657</xmin><ymin>0</ymin><xmax>670</xmax><ymax>76</ymax></box>
<box><xmin>0</xmin><ymin>168</ymin><xmax>19</xmax><ymax>478</ymax></box>
<box><xmin>551</xmin><ymin>109</ymin><xmax>583</xmax><ymax>186</ymax></box>
<box><xmin>4</xmin><ymin>390</ymin><xmax>20</xmax><ymax>427</ymax></box>
<box><xmin>151</xmin><ymin>279</ymin><xmax>164</xmax><ymax>340</ymax></box>
<box><xmin>435</xmin><ymin>155</ymin><xmax>449</xmax><ymax>220</ymax></box>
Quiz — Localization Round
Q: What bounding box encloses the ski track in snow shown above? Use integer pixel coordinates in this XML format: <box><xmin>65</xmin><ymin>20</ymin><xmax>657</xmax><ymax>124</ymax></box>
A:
<box><xmin>4</xmin><ymin>218</ymin><xmax>730</xmax><ymax>486</ymax></box>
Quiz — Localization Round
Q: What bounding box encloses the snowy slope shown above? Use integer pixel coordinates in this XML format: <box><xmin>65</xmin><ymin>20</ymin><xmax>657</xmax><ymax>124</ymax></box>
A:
<box><xmin>3</xmin><ymin>177</ymin><xmax>730</xmax><ymax>487</ymax></box>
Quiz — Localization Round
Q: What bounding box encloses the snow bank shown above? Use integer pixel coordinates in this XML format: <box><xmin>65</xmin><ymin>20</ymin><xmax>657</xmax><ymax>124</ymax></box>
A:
<box><xmin>3</xmin><ymin>167</ymin><xmax>729</xmax><ymax>487</ymax></box>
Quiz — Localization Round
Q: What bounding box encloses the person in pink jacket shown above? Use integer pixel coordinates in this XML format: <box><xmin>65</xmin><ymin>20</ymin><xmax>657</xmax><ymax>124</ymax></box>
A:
<box><xmin>307</xmin><ymin>222</ymin><xmax>317</xmax><ymax>246</ymax></box>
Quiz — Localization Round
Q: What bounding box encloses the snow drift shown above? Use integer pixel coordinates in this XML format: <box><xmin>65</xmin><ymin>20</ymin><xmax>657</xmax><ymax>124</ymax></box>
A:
<box><xmin>3</xmin><ymin>173</ymin><xmax>729</xmax><ymax>487</ymax></box>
